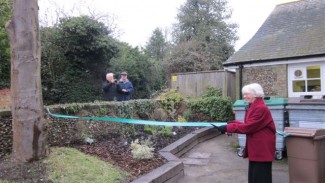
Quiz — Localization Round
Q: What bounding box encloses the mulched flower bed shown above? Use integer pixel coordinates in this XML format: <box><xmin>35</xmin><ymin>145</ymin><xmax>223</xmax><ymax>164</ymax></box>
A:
<box><xmin>0</xmin><ymin>126</ymin><xmax>197</xmax><ymax>183</ymax></box>
<box><xmin>75</xmin><ymin>126</ymin><xmax>196</xmax><ymax>182</ymax></box>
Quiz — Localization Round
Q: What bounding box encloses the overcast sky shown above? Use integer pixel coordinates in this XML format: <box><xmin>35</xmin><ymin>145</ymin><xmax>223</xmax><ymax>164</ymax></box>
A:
<box><xmin>38</xmin><ymin>0</ymin><xmax>295</xmax><ymax>51</ymax></box>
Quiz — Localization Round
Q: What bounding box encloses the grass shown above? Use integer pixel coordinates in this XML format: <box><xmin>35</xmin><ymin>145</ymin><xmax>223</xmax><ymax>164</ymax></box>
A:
<box><xmin>45</xmin><ymin>147</ymin><xmax>128</xmax><ymax>183</ymax></box>
<box><xmin>0</xmin><ymin>181</ymin><xmax>10</xmax><ymax>183</ymax></box>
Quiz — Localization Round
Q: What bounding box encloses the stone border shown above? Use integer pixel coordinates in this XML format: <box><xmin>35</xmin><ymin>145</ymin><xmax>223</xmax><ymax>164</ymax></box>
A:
<box><xmin>131</xmin><ymin>127</ymin><xmax>220</xmax><ymax>183</ymax></box>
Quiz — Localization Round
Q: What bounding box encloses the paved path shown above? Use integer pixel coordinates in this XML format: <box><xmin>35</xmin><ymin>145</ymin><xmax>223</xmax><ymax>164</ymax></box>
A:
<box><xmin>177</xmin><ymin>134</ymin><xmax>289</xmax><ymax>183</ymax></box>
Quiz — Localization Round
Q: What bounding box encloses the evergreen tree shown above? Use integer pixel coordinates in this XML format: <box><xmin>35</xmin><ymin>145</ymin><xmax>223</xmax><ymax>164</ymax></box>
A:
<box><xmin>109</xmin><ymin>43</ymin><xmax>154</xmax><ymax>99</ymax></box>
<box><xmin>41</xmin><ymin>16</ymin><xmax>118</xmax><ymax>104</ymax></box>
<box><xmin>144</xmin><ymin>28</ymin><xmax>168</xmax><ymax>92</ymax></box>
<box><xmin>165</xmin><ymin>0</ymin><xmax>238</xmax><ymax>74</ymax></box>
<box><xmin>145</xmin><ymin>28</ymin><xmax>167</xmax><ymax>62</ymax></box>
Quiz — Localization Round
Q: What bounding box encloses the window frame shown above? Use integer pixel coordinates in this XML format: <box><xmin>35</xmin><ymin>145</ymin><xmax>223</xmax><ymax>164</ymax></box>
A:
<box><xmin>288</xmin><ymin>62</ymin><xmax>324</xmax><ymax>97</ymax></box>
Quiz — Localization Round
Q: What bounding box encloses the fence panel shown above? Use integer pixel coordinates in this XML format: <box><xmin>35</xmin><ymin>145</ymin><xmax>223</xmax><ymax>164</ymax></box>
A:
<box><xmin>171</xmin><ymin>70</ymin><xmax>235</xmax><ymax>101</ymax></box>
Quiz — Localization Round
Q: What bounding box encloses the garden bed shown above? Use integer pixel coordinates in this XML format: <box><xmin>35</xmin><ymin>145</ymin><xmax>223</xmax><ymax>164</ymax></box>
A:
<box><xmin>0</xmin><ymin>125</ymin><xmax>196</xmax><ymax>183</ymax></box>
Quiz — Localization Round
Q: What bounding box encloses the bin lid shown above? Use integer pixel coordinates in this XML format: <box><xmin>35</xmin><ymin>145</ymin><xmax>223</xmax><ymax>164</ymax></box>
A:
<box><xmin>233</xmin><ymin>96</ymin><xmax>288</xmax><ymax>107</ymax></box>
<box><xmin>233</xmin><ymin>99</ymin><xmax>248</xmax><ymax>107</ymax></box>
<box><xmin>264</xmin><ymin>97</ymin><xmax>288</xmax><ymax>106</ymax></box>
<box><xmin>284</xmin><ymin>127</ymin><xmax>325</xmax><ymax>140</ymax></box>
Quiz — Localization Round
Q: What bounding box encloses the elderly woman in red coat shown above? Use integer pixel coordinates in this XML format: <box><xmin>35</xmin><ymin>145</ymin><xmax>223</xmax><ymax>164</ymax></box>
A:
<box><xmin>216</xmin><ymin>83</ymin><xmax>276</xmax><ymax>183</ymax></box>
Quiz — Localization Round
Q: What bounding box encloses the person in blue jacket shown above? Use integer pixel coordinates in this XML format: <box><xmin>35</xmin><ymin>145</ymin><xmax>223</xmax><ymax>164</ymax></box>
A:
<box><xmin>117</xmin><ymin>71</ymin><xmax>133</xmax><ymax>101</ymax></box>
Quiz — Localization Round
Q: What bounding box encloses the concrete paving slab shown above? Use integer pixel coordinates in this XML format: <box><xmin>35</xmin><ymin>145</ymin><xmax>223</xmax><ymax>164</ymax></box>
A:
<box><xmin>177</xmin><ymin>134</ymin><xmax>289</xmax><ymax>183</ymax></box>
<box><xmin>183</xmin><ymin>158</ymin><xmax>210</xmax><ymax>165</ymax></box>
<box><xmin>188</xmin><ymin>152</ymin><xmax>212</xmax><ymax>159</ymax></box>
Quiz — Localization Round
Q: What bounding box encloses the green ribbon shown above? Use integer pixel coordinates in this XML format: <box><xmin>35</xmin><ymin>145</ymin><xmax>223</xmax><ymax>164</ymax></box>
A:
<box><xmin>276</xmin><ymin>130</ymin><xmax>290</xmax><ymax>137</ymax></box>
<box><xmin>46</xmin><ymin>108</ymin><xmax>291</xmax><ymax>136</ymax></box>
<box><xmin>46</xmin><ymin>108</ymin><xmax>227</xmax><ymax>127</ymax></box>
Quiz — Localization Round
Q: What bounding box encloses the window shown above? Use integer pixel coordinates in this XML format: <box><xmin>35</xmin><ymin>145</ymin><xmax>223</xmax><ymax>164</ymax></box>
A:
<box><xmin>288</xmin><ymin>63</ymin><xmax>324</xmax><ymax>97</ymax></box>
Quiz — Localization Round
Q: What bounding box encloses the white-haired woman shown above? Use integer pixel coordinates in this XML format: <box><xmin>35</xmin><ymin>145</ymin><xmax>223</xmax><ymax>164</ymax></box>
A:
<box><xmin>216</xmin><ymin>83</ymin><xmax>276</xmax><ymax>183</ymax></box>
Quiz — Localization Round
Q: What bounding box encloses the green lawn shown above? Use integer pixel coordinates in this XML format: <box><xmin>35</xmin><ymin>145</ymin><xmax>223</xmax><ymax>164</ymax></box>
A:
<box><xmin>45</xmin><ymin>147</ymin><xmax>128</xmax><ymax>183</ymax></box>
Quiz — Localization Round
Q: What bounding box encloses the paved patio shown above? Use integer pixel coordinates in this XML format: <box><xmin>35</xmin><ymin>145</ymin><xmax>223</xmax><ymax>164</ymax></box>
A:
<box><xmin>177</xmin><ymin>134</ymin><xmax>289</xmax><ymax>183</ymax></box>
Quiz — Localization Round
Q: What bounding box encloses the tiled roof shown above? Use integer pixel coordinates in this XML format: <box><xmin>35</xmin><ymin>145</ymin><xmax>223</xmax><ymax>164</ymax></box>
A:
<box><xmin>224</xmin><ymin>0</ymin><xmax>325</xmax><ymax>66</ymax></box>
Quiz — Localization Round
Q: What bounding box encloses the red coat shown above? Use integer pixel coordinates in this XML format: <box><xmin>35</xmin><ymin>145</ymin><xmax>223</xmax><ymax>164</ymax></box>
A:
<box><xmin>227</xmin><ymin>98</ymin><xmax>276</xmax><ymax>162</ymax></box>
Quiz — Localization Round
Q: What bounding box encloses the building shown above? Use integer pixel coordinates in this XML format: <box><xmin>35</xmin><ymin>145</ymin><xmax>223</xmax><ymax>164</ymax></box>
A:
<box><xmin>223</xmin><ymin>0</ymin><xmax>325</xmax><ymax>99</ymax></box>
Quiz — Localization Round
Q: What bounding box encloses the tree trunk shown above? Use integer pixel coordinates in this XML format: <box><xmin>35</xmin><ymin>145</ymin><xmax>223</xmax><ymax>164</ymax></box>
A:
<box><xmin>5</xmin><ymin>0</ymin><xmax>47</xmax><ymax>162</ymax></box>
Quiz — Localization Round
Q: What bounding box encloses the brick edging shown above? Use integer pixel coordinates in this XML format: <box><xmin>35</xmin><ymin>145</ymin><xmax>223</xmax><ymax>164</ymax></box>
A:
<box><xmin>131</xmin><ymin>127</ymin><xmax>220</xmax><ymax>183</ymax></box>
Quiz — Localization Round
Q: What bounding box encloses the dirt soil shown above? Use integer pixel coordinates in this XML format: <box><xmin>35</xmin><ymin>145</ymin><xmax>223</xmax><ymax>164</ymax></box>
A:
<box><xmin>0</xmin><ymin>126</ymin><xmax>196</xmax><ymax>183</ymax></box>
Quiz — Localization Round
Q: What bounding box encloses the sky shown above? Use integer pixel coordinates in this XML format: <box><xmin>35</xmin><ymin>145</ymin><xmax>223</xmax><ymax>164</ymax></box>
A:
<box><xmin>38</xmin><ymin>0</ymin><xmax>296</xmax><ymax>51</ymax></box>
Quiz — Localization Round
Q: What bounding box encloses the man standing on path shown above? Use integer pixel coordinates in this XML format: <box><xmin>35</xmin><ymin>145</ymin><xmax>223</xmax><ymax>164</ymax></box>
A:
<box><xmin>117</xmin><ymin>71</ymin><xmax>133</xmax><ymax>101</ymax></box>
<box><xmin>102</xmin><ymin>73</ymin><xmax>118</xmax><ymax>101</ymax></box>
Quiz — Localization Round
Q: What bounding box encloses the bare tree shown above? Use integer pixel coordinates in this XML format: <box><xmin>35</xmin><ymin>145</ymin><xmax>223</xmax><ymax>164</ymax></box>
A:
<box><xmin>38</xmin><ymin>0</ymin><xmax>122</xmax><ymax>38</ymax></box>
<box><xmin>5</xmin><ymin>0</ymin><xmax>47</xmax><ymax>162</ymax></box>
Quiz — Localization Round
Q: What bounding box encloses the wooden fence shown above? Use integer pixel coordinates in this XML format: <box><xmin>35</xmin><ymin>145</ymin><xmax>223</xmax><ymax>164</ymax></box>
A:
<box><xmin>171</xmin><ymin>70</ymin><xmax>236</xmax><ymax>101</ymax></box>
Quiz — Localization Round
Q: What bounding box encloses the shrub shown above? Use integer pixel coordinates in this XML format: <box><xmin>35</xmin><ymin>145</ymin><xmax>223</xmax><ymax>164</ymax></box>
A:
<box><xmin>202</xmin><ymin>87</ymin><xmax>222</xmax><ymax>98</ymax></box>
<box><xmin>144</xmin><ymin>125</ymin><xmax>173</xmax><ymax>137</ymax></box>
<box><xmin>182</xmin><ymin>110</ymin><xmax>192</xmax><ymax>121</ymax></box>
<box><xmin>177</xmin><ymin>115</ymin><xmax>186</xmax><ymax>122</ymax></box>
<box><xmin>130</xmin><ymin>139</ymin><xmax>154</xmax><ymax>160</ymax></box>
<box><xmin>189</xmin><ymin>87</ymin><xmax>234</xmax><ymax>122</ymax></box>
<box><xmin>144</xmin><ymin>125</ymin><xmax>158</xmax><ymax>136</ymax></box>
<box><xmin>159</xmin><ymin>89</ymin><xmax>184</xmax><ymax>112</ymax></box>
<box><xmin>158</xmin><ymin>126</ymin><xmax>173</xmax><ymax>137</ymax></box>
<box><xmin>159</xmin><ymin>89</ymin><xmax>186</xmax><ymax>120</ymax></box>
